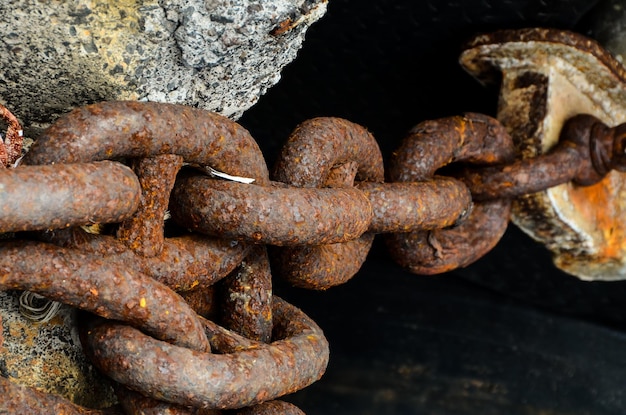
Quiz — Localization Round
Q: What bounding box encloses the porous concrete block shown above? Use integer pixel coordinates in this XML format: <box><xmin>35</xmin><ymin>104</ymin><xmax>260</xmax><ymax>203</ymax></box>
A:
<box><xmin>0</xmin><ymin>0</ymin><xmax>327</xmax><ymax>132</ymax></box>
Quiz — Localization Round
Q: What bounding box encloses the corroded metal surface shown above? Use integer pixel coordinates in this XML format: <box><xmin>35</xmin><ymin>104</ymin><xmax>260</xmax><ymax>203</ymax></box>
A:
<box><xmin>386</xmin><ymin>113</ymin><xmax>515</xmax><ymax>275</ymax></box>
<box><xmin>358</xmin><ymin>179</ymin><xmax>471</xmax><ymax>233</ymax></box>
<box><xmin>271</xmin><ymin>117</ymin><xmax>384</xmax><ymax>289</ymax></box>
<box><xmin>82</xmin><ymin>297</ymin><xmax>329</xmax><ymax>410</ymax></box>
<box><xmin>460</xmin><ymin>28</ymin><xmax>626</xmax><ymax>280</ymax></box>
<box><xmin>4</xmin><ymin>83</ymin><xmax>626</xmax><ymax>413</ymax></box>
<box><xmin>0</xmin><ymin>376</ymin><xmax>122</xmax><ymax>415</ymax></box>
<box><xmin>221</xmin><ymin>246</ymin><xmax>273</xmax><ymax>343</ymax></box>
<box><xmin>0</xmin><ymin>240</ymin><xmax>210</xmax><ymax>352</ymax></box>
<box><xmin>115</xmin><ymin>387</ymin><xmax>221</xmax><ymax>415</ymax></box>
<box><xmin>459</xmin><ymin>114</ymin><xmax>623</xmax><ymax>199</ymax></box>
<box><xmin>0</xmin><ymin>102</ymin><xmax>23</xmax><ymax>167</ymax></box>
<box><xmin>273</xmin><ymin>117</ymin><xmax>384</xmax><ymax>188</ymax></box>
<box><xmin>234</xmin><ymin>400</ymin><xmax>306</xmax><ymax>415</ymax></box>
<box><xmin>23</xmin><ymin>101</ymin><xmax>270</xmax><ymax>185</ymax></box>
<box><xmin>271</xmin><ymin>235</ymin><xmax>375</xmax><ymax>289</ymax></box>
<box><xmin>116</xmin><ymin>154</ymin><xmax>183</xmax><ymax>257</ymax></box>
<box><xmin>43</xmin><ymin>230</ymin><xmax>249</xmax><ymax>292</ymax></box>
<box><xmin>0</xmin><ymin>162</ymin><xmax>140</xmax><ymax>232</ymax></box>
<box><xmin>171</xmin><ymin>177</ymin><xmax>372</xmax><ymax>245</ymax></box>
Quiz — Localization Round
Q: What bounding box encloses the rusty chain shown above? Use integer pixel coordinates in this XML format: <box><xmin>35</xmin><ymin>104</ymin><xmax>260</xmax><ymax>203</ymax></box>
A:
<box><xmin>0</xmin><ymin>97</ymin><xmax>625</xmax><ymax>414</ymax></box>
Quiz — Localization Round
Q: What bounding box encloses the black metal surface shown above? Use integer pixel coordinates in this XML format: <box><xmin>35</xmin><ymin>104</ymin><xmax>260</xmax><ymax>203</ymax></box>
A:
<box><xmin>240</xmin><ymin>1</ymin><xmax>626</xmax><ymax>413</ymax></box>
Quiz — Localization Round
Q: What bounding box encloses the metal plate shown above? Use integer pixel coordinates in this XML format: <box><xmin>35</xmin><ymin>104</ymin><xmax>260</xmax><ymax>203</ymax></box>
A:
<box><xmin>461</xmin><ymin>28</ymin><xmax>626</xmax><ymax>281</ymax></box>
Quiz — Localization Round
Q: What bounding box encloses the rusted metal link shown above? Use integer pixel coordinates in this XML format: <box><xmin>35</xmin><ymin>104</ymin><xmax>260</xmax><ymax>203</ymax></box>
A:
<box><xmin>115</xmin><ymin>386</ymin><xmax>221</xmax><ymax>415</ymax></box>
<box><xmin>117</xmin><ymin>154</ymin><xmax>184</xmax><ymax>257</ymax></box>
<box><xmin>273</xmin><ymin>117</ymin><xmax>384</xmax><ymax>187</ymax></box>
<box><xmin>0</xmin><ymin>376</ymin><xmax>122</xmax><ymax>415</ymax></box>
<box><xmin>42</xmin><ymin>229</ymin><xmax>249</xmax><ymax>292</ymax></box>
<box><xmin>388</xmin><ymin>113</ymin><xmax>515</xmax><ymax>182</ymax></box>
<box><xmin>272</xmin><ymin>117</ymin><xmax>384</xmax><ymax>289</ymax></box>
<box><xmin>0</xmin><ymin>161</ymin><xmax>140</xmax><ymax>233</ymax></box>
<box><xmin>271</xmin><ymin>235</ymin><xmax>374</xmax><ymax>289</ymax></box>
<box><xmin>586</xmin><ymin>116</ymin><xmax>626</xmax><ymax>175</ymax></box>
<box><xmin>82</xmin><ymin>297</ymin><xmax>329</xmax><ymax>410</ymax></box>
<box><xmin>358</xmin><ymin>179</ymin><xmax>472</xmax><ymax>233</ymax></box>
<box><xmin>386</xmin><ymin>200</ymin><xmax>511</xmax><ymax>274</ymax></box>
<box><xmin>0</xmin><ymin>240</ymin><xmax>210</xmax><ymax>352</ymax></box>
<box><xmin>116</xmin><ymin>388</ymin><xmax>302</xmax><ymax>415</ymax></box>
<box><xmin>99</xmin><ymin>309</ymin><xmax>310</xmax><ymax>413</ymax></box>
<box><xmin>460</xmin><ymin>114</ymin><xmax>626</xmax><ymax>200</ymax></box>
<box><xmin>173</xmin><ymin>172</ymin><xmax>471</xmax><ymax>242</ymax></box>
<box><xmin>23</xmin><ymin>101</ymin><xmax>270</xmax><ymax>185</ymax></box>
<box><xmin>180</xmin><ymin>286</ymin><xmax>218</xmax><ymax>318</ymax></box>
<box><xmin>171</xmin><ymin>176</ymin><xmax>372</xmax><ymax>246</ymax></box>
<box><xmin>220</xmin><ymin>246</ymin><xmax>273</xmax><ymax>343</ymax></box>
<box><xmin>231</xmin><ymin>400</ymin><xmax>305</xmax><ymax>415</ymax></box>
<box><xmin>201</xmin><ymin>313</ymin><xmax>263</xmax><ymax>352</ymax></box>
<box><xmin>0</xmin><ymin>102</ymin><xmax>23</xmax><ymax>167</ymax></box>
<box><xmin>460</xmin><ymin>28</ymin><xmax>626</xmax><ymax>281</ymax></box>
<box><xmin>387</xmin><ymin>113</ymin><xmax>516</xmax><ymax>274</ymax></box>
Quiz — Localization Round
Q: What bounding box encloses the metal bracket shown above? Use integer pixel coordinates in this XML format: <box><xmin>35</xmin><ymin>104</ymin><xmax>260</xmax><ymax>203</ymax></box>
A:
<box><xmin>461</xmin><ymin>28</ymin><xmax>626</xmax><ymax>281</ymax></box>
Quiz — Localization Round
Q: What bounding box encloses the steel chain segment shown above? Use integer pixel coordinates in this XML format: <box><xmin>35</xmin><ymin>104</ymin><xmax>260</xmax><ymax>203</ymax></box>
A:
<box><xmin>81</xmin><ymin>297</ymin><xmax>329</xmax><ymax>410</ymax></box>
<box><xmin>460</xmin><ymin>114</ymin><xmax>626</xmax><ymax>200</ymax></box>
<box><xmin>3</xmin><ymin>101</ymin><xmax>322</xmax><ymax>414</ymax></box>
<box><xmin>386</xmin><ymin>113</ymin><xmax>516</xmax><ymax>275</ymax></box>
<box><xmin>1</xmin><ymin>86</ymin><xmax>625</xmax><ymax>414</ymax></box>
<box><xmin>0</xmin><ymin>240</ymin><xmax>211</xmax><ymax>352</ymax></box>
<box><xmin>0</xmin><ymin>162</ymin><xmax>140</xmax><ymax>233</ymax></box>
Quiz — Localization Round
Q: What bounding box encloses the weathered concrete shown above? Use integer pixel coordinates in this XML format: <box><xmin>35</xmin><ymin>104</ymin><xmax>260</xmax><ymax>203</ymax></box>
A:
<box><xmin>0</xmin><ymin>291</ymin><xmax>116</xmax><ymax>408</ymax></box>
<box><xmin>0</xmin><ymin>0</ymin><xmax>327</xmax><ymax>133</ymax></box>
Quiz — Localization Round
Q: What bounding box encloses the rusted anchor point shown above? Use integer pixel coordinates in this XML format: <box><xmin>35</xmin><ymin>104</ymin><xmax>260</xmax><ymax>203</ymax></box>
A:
<box><xmin>461</xmin><ymin>28</ymin><xmax>626</xmax><ymax>281</ymax></box>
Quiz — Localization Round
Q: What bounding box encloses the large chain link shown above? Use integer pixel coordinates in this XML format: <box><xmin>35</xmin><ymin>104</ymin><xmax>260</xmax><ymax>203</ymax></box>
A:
<box><xmin>0</xmin><ymin>99</ymin><xmax>624</xmax><ymax>414</ymax></box>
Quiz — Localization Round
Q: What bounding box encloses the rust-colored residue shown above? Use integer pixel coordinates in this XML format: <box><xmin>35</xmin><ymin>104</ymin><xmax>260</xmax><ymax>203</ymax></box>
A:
<box><xmin>83</xmin><ymin>297</ymin><xmax>329</xmax><ymax>409</ymax></box>
<box><xmin>117</xmin><ymin>154</ymin><xmax>183</xmax><ymax>257</ymax></box>
<box><xmin>221</xmin><ymin>246</ymin><xmax>273</xmax><ymax>343</ymax></box>
<box><xmin>0</xmin><ymin>240</ymin><xmax>209</xmax><ymax>352</ymax></box>
<box><xmin>0</xmin><ymin>102</ymin><xmax>23</xmax><ymax>168</ymax></box>
<box><xmin>0</xmin><ymin>162</ymin><xmax>140</xmax><ymax>233</ymax></box>
<box><xmin>271</xmin><ymin>117</ymin><xmax>384</xmax><ymax>288</ymax></box>
<box><xmin>387</xmin><ymin>113</ymin><xmax>515</xmax><ymax>274</ymax></box>
<box><xmin>234</xmin><ymin>400</ymin><xmax>305</xmax><ymax>414</ymax></box>
<box><xmin>171</xmin><ymin>177</ymin><xmax>372</xmax><ymax>246</ymax></box>
<box><xmin>24</xmin><ymin>101</ymin><xmax>270</xmax><ymax>185</ymax></box>
<box><xmin>0</xmin><ymin>376</ymin><xmax>121</xmax><ymax>415</ymax></box>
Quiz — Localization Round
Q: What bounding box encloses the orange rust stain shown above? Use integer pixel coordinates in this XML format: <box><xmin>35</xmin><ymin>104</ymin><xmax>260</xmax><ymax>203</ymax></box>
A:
<box><xmin>568</xmin><ymin>177</ymin><xmax>625</xmax><ymax>259</ymax></box>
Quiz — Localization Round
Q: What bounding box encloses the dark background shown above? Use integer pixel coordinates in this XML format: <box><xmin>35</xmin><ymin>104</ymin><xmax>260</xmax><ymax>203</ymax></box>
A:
<box><xmin>239</xmin><ymin>1</ymin><xmax>626</xmax><ymax>414</ymax></box>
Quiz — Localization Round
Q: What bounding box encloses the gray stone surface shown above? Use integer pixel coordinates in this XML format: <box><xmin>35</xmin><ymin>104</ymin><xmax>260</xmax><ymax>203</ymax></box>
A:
<box><xmin>0</xmin><ymin>0</ymin><xmax>327</xmax><ymax>132</ymax></box>
<box><xmin>0</xmin><ymin>291</ymin><xmax>116</xmax><ymax>408</ymax></box>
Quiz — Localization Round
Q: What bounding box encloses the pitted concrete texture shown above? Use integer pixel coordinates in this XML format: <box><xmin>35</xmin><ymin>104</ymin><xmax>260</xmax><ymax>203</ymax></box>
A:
<box><xmin>0</xmin><ymin>0</ymin><xmax>327</xmax><ymax>132</ymax></box>
<box><xmin>0</xmin><ymin>291</ymin><xmax>116</xmax><ymax>408</ymax></box>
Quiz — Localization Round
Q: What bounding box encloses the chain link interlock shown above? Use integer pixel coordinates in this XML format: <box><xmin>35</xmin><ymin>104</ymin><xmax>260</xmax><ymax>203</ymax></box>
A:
<box><xmin>0</xmin><ymin>99</ymin><xmax>625</xmax><ymax>414</ymax></box>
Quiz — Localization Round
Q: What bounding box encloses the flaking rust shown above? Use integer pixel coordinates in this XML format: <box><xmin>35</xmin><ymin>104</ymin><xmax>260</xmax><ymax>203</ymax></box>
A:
<box><xmin>386</xmin><ymin>113</ymin><xmax>515</xmax><ymax>275</ymax></box>
<box><xmin>271</xmin><ymin>117</ymin><xmax>384</xmax><ymax>289</ymax></box>
<box><xmin>461</xmin><ymin>28</ymin><xmax>626</xmax><ymax>281</ymax></box>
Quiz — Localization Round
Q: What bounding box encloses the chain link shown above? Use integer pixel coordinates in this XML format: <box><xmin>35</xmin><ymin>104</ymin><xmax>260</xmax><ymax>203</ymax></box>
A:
<box><xmin>0</xmin><ymin>99</ymin><xmax>623</xmax><ymax>414</ymax></box>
